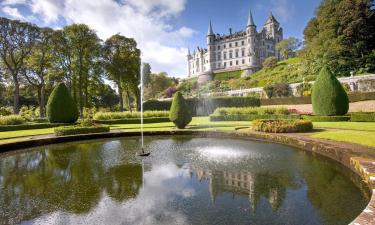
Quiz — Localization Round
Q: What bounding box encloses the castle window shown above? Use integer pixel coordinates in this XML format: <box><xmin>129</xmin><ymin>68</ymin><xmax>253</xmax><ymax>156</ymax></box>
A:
<box><xmin>229</xmin><ymin>43</ymin><xmax>232</xmax><ymax>48</ymax></box>
<box><xmin>223</xmin><ymin>52</ymin><xmax>227</xmax><ymax>60</ymax></box>
<box><xmin>217</xmin><ymin>63</ymin><xmax>220</xmax><ymax>68</ymax></box>
<box><xmin>230</xmin><ymin>61</ymin><xmax>232</xmax><ymax>66</ymax></box>
<box><xmin>242</xmin><ymin>49</ymin><xmax>245</xmax><ymax>57</ymax></box>
<box><xmin>224</xmin><ymin>44</ymin><xmax>226</xmax><ymax>49</ymax></box>
<box><xmin>236</xmin><ymin>60</ymin><xmax>238</xmax><ymax>65</ymax></box>
<box><xmin>235</xmin><ymin>50</ymin><xmax>238</xmax><ymax>58</ymax></box>
<box><xmin>224</xmin><ymin>62</ymin><xmax>226</xmax><ymax>68</ymax></box>
<box><xmin>242</xmin><ymin>59</ymin><xmax>245</xmax><ymax>64</ymax></box>
<box><xmin>229</xmin><ymin>51</ymin><xmax>232</xmax><ymax>59</ymax></box>
<box><xmin>242</xmin><ymin>40</ymin><xmax>245</xmax><ymax>45</ymax></box>
<box><xmin>217</xmin><ymin>53</ymin><xmax>221</xmax><ymax>60</ymax></box>
<box><xmin>218</xmin><ymin>45</ymin><xmax>221</xmax><ymax>50</ymax></box>
<box><xmin>235</xmin><ymin>42</ymin><xmax>238</xmax><ymax>47</ymax></box>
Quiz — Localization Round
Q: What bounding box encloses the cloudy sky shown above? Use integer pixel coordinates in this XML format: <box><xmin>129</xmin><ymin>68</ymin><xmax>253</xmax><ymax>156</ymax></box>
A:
<box><xmin>0</xmin><ymin>0</ymin><xmax>321</xmax><ymax>78</ymax></box>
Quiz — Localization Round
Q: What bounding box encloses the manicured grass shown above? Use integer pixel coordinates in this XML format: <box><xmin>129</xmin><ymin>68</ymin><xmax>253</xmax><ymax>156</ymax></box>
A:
<box><xmin>311</xmin><ymin>130</ymin><xmax>375</xmax><ymax>148</ymax></box>
<box><xmin>314</xmin><ymin>122</ymin><xmax>375</xmax><ymax>131</ymax></box>
<box><xmin>0</xmin><ymin>128</ymin><xmax>54</xmax><ymax>139</ymax></box>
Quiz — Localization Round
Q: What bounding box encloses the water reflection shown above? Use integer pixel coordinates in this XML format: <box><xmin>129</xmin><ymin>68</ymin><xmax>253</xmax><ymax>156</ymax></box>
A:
<box><xmin>0</xmin><ymin>136</ymin><xmax>369</xmax><ymax>225</ymax></box>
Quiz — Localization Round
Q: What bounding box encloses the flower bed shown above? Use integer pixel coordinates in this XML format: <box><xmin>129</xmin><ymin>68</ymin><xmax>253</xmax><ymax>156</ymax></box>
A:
<box><xmin>252</xmin><ymin>119</ymin><xmax>313</xmax><ymax>133</ymax></box>
<box><xmin>54</xmin><ymin>125</ymin><xmax>110</xmax><ymax>136</ymax></box>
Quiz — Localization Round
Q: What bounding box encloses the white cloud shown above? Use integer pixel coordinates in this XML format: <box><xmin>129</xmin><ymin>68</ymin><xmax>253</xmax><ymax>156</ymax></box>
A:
<box><xmin>2</xmin><ymin>6</ymin><xmax>25</xmax><ymax>19</ymax></box>
<box><xmin>270</xmin><ymin>0</ymin><xmax>295</xmax><ymax>22</ymax></box>
<box><xmin>3</xmin><ymin>0</ymin><xmax>193</xmax><ymax>77</ymax></box>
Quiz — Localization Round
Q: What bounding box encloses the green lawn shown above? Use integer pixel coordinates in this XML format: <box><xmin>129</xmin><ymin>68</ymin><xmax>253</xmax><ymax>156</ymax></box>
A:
<box><xmin>314</xmin><ymin>122</ymin><xmax>375</xmax><ymax>131</ymax></box>
<box><xmin>311</xmin><ymin>130</ymin><xmax>375</xmax><ymax>148</ymax></box>
<box><xmin>0</xmin><ymin>128</ymin><xmax>55</xmax><ymax>139</ymax></box>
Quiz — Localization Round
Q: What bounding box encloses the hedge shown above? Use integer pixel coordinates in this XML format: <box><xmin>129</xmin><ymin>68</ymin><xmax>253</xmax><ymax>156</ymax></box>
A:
<box><xmin>252</xmin><ymin>119</ymin><xmax>313</xmax><ymax>133</ymax></box>
<box><xmin>93</xmin><ymin>111</ymin><xmax>169</xmax><ymax>120</ymax></box>
<box><xmin>351</xmin><ymin>112</ymin><xmax>375</xmax><ymax>122</ymax></box>
<box><xmin>210</xmin><ymin>114</ymin><xmax>300</xmax><ymax>121</ymax></box>
<box><xmin>94</xmin><ymin>117</ymin><xmax>170</xmax><ymax>125</ymax></box>
<box><xmin>47</xmin><ymin>83</ymin><xmax>79</xmax><ymax>123</ymax></box>
<box><xmin>0</xmin><ymin>123</ymin><xmax>66</xmax><ymax>132</ymax></box>
<box><xmin>0</xmin><ymin>115</ymin><xmax>24</xmax><ymax>125</ymax></box>
<box><xmin>301</xmin><ymin>115</ymin><xmax>351</xmax><ymax>122</ymax></box>
<box><xmin>144</xmin><ymin>96</ymin><xmax>260</xmax><ymax>116</ymax></box>
<box><xmin>54</xmin><ymin>125</ymin><xmax>110</xmax><ymax>136</ymax></box>
<box><xmin>213</xmin><ymin>107</ymin><xmax>290</xmax><ymax>116</ymax></box>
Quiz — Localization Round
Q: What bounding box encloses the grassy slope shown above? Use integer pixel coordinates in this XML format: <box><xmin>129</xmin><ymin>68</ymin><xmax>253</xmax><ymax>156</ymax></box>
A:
<box><xmin>311</xmin><ymin>130</ymin><xmax>375</xmax><ymax>148</ymax></box>
<box><xmin>314</xmin><ymin>122</ymin><xmax>375</xmax><ymax>131</ymax></box>
<box><xmin>250</xmin><ymin>57</ymin><xmax>308</xmax><ymax>87</ymax></box>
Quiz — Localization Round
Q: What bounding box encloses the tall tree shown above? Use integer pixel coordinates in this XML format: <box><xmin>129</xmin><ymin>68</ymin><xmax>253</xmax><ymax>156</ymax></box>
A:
<box><xmin>23</xmin><ymin>28</ymin><xmax>54</xmax><ymax>118</ymax></box>
<box><xmin>103</xmin><ymin>34</ymin><xmax>140</xmax><ymax>112</ymax></box>
<box><xmin>0</xmin><ymin>17</ymin><xmax>39</xmax><ymax>114</ymax></box>
<box><xmin>276</xmin><ymin>37</ymin><xmax>301</xmax><ymax>60</ymax></box>
<box><xmin>303</xmin><ymin>0</ymin><xmax>375</xmax><ymax>75</ymax></box>
<box><xmin>142</xmin><ymin>62</ymin><xmax>152</xmax><ymax>86</ymax></box>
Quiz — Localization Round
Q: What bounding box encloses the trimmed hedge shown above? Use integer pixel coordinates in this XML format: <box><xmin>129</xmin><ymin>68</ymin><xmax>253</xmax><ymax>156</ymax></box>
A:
<box><xmin>169</xmin><ymin>92</ymin><xmax>192</xmax><ymax>129</ymax></box>
<box><xmin>0</xmin><ymin>115</ymin><xmax>24</xmax><ymax>125</ymax></box>
<box><xmin>213</xmin><ymin>107</ymin><xmax>290</xmax><ymax>116</ymax></box>
<box><xmin>210</xmin><ymin>114</ymin><xmax>300</xmax><ymax>121</ymax></box>
<box><xmin>302</xmin><ymin>115</ymin><xmax>351</xmax><ymax>122</ymax></box>
<box><xmin>47</xmin><ymin>83</ymin><xmax>79</xmax><ymax>123</ymax></box>
<box><xmin>93</xmin><ymin>111</ymin><xmax>169</xmax><ymax>120</ymax></box>
<box><xmin>144</xmin><ymin>96</ymin><xmax>260</xmax><ymax>116</ymax></box>
<box><xmin>351</xmin><ymin>112</ymin><xmax>375</xmax><ymax>122</ymax></box>
<box><xmin>0</xmin><ymin>123</ymin><xmax>65</xmax><ymax>132</ymax></box>
<box><xmin>54</xmin><ymin>125</ymin><xmax>110</xmax><ymax>136</ymax></box>
<box><xmin>94</xmin><ymin>117</ymin><xmax>170</xmax><ymax>124</ymax></box>
<box><xmin>252</xmin><ymin>119</ymin><xmax>313</xmax><ymax>133</ymax></box>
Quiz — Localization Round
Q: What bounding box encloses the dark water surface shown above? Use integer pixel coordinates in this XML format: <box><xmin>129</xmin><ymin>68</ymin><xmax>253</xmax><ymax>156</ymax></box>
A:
<box><xmin>0</xmin><ymin>136</ymin><xmax>369</xmax><ymax>225</ymax></box>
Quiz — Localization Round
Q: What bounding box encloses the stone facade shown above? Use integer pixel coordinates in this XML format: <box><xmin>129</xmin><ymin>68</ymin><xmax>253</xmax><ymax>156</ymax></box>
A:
<box><xmin>187</xmin><ymin>10</ymin><xmax>283</xmax><ymax>80</ymax></box>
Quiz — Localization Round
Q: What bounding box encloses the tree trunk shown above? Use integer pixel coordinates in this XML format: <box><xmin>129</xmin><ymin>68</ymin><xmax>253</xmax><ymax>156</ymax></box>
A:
<box><xmin>40</xmin><ymin>84</ymin><xmax>46</xmax><ymax>118</ymax></box>
<box><xmin>13</xmin><ymin>74</ymin><xmax>20</xmax><ymax>114</ymax></box>
<box><xmin>118</xmin><ymin>81</ymin><xmax>124</xmax><ymax>112</ymax></box>
<box><xmin>125</xmin><ymin>88</ymin><xmax>132</xmax><ymax>113</ymax></box>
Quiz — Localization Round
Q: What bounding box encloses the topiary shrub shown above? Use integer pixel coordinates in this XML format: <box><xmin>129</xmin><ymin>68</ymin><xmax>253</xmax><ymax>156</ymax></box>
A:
<box><xmin>169</xmin><ymin>91</ymin><xmax>192</xmax><ymax>129</ymax></box>
<box><xmin>312</xmin><ymin>66</ymin><xmax>349</xmax><ymax>116</ymax></box>
<box><xmin>47</xmin><ymin>83</ymin><xmax>79</xmax><ymax>123</ymax></box>
<box><xmin>252</xmin><ymin>119</ymin><xmax>313</xmax><ymax>133</ymax></box>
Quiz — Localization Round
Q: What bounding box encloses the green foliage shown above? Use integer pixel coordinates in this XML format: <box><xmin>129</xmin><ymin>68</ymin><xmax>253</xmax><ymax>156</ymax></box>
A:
<box><xmin>302</xmin><ymin>115</ymin><xmax>351</xmax><ymax>122</ymax></box>
<box><xmin>351</xmin><ymin>112</ymin><xmax>375</xmax><ymax>122</ymax></box>
<box><xmin>303</xmin><ymin>0</ymin><xmax>375</xmax><ymax>75</ymax></box>
<box><xmin>210</xmin><ymin>114</ymin><xmax>300</xmax><ymax>122</ymax></box>
<box><xmin>0</xmin><ymin>115</ymin><xmax>24</xmax><ymax>125</ymax></box>
<box><xmin>93</xmin><ymin>111</ymin><xmax>169</xmax><ymax>120</ymax></box>
<box><xmin>296</xmin><ymin>82</ymin><xmax>313</xmax><ymax>97</ymax></box>
<box><xmin>94</xmin><ymin>117</ymin><xmax>170</xmax><ymax>125</ymax></box>
<box><xmin>214</xmin><ymin>70</ymin><xmax>242</xmax><ymax>80</ymax></box>
<box><xmin>252</xmin><ymin>119</ymin><xmax>313</xmax><ymax>133</ymax></box>
<box><xmin>262</xmin><ymin>56</ymin><xmax>278</xmax><ymax>69</ymax></box>
<box><xmin>169</xmin><ymin>92</ymin><xmax>192</xmax><ymax>129</ymax></box>
<box><xmin>212</xmin><ymin>107</ymin><xmax>290</xmax><ymax>116</ymax></box>
<box><xmin>0</xmin><ymin>107</ymin><xmax>13</xmax><ymax>116</ymax></box>
<box><xmin>312</xmin><ymin>66</ymin><xmax>349</xmax><ymax>116</ymax></box>
<box><xmin>54</xmin><ymin>125</ymin><xmax>109</xmax><ymax>136</ymax></box>
<box><xmin>264</xmin><ymin>83</ymin><xmax>291</xmax><ymax>98</ymax></box>
<box><xmin>0</xmin><ymin>123</ymin><xmax>63</xmax><ymax>132</ymax></box>
<box><xmin>47</xmin><ymin>83</ymin><xmax>79</xmax><ymax>123</ymax></box>
<box><xmin>144</xmin><ymin>72</ymin><xmax>174</xmax><ymax>99</ymax></box>
<box><xmin>276</xmin><ymin>37</ymin><xmax>301</xmax><ymax>59</ymax></box>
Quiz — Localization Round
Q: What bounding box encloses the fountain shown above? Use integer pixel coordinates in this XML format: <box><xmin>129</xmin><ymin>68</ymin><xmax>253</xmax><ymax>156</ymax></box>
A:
<box><xmin>138</xmin><ymin>62</ymin><xmax>150</xmax><ymax>156</ymax></box>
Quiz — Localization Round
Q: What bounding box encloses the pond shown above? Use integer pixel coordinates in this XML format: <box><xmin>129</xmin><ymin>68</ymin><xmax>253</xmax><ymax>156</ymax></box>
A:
<box><xmin>0</xmin><ymin>136</ymin><xmax>369</xmax><ymax>225</ymax></box>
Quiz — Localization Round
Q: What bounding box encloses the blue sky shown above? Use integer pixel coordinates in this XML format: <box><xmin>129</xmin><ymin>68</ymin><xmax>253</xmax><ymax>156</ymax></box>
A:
<box><xmin>0</xmin><ymin>0</ymin><xmax>321</xmax><ymax>77</ymax></box>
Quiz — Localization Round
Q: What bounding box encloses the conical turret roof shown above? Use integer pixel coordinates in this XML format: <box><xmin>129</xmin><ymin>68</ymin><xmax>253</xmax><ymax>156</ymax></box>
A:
<box><xmin>247</xmin><ymin>9</ymin><xmax>256</xmax><ymax>27</ymax></box>
<box><xmin>207</xmin><ymin>20</ymin><xmax>214</xmax><ymax>36</ymax></box>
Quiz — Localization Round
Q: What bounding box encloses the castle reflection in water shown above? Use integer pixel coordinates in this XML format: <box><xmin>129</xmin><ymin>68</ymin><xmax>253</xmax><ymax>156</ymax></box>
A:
<box><xmin>189</xmin><ymin>165</ymin><xmax>285</xmax><ymax>211</ymax></box>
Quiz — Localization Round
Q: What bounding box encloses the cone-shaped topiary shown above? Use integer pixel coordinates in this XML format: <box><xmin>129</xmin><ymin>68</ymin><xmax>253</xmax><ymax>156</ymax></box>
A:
<box><xmin>169</xmin><ymin>91</ymin><xmax>192</xmax><ymax>129</ymax></box>
<box><xmin>312</xmin><ymin>66</ymin><xmax>349</xmax><ymax>116</ymax></box>
<box><xmin>47</xmin><ymin>83</ymin><xmax>79</xmax><ymax>123</ymax></box>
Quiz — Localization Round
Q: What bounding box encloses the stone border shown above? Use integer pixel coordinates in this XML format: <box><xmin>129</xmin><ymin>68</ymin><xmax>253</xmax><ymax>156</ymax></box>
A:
<box><xmin>0</xmin><ymin>130</ymin><xmax>374</xmax><ymax>224</ymax></box>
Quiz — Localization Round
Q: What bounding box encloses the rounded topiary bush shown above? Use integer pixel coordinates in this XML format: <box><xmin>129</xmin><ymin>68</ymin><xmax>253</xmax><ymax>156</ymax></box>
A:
<box><xmin>169</xmin><ymin>91</ymin><xmax>192</xmax><ymax>129</ymax></box>
<box><xmin>47</xmin><ymin>83</ymin><xmax>79</xmax><ymax>123</ymax></box>
<box><xmin>252</xmin><ymin>119</ymin><xmax>313</xmax><ymax>133</ymax></box>
<box><xmin>311</xmin><ymin>66</ymin><xmax>349</xmax><ymax>116</ymax></box>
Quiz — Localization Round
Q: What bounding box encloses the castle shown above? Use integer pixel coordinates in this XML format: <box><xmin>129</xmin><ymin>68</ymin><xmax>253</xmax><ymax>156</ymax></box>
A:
<box><xmin>187</xmin><ymin>10</ymin><xmax>283</xmax><ymax>83</ymax></box>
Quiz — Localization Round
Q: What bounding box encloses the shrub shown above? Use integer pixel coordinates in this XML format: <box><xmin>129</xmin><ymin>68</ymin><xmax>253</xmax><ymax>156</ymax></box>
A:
<box><xmin>262</xmin><ymin>56</ymin><xmax>278</xmax><ymax>69</ymax></box>
<box><xmin>351</xmin><ymin>112</ymin><xmax>375</xmax><ymax>122</ymax></box>
<box><xmin>169</xmin><ymin>92</ymin><xmax>192</xmax><ymax>129</ymax></box>
<box><xmin>210</xmin><ymin>114</ymin><xmax>300</xmax><ymax>122</ymax></box>
<box><xmin>296</xmin><ymin>82</ymin><xmax>312</xmax><ymax>97</ymax></box>
<box><xmin>47</xmin><ymin>83</ymin><xmax>79</xmax><ymax>123</ymax></box>
<box><xmin>93</xmin><ymin>111</ymin><xmax>169</xmax><ymax>120</ymax></box>
<box><xmin>301</xmin><ymin>115</ymin><xmax>351</xmax><ymax>122</ymax></box>
<box><xmin>0</xmin><ymin>115</ymin><xmax>24</xmax><ymax>125</ymax></box>
<box><xmin>312</xmin><ymin>66</ymin><xmax>349</xmax><ymax>116</ymax></box>
<box><xmin>264</xmin><ymin>86</ymin><xmax>274</xmax><ymax>98</ymax></box>
<box><xmin>212</xmin><ymin>107</ymin><xmax>290</xmax><ymax>116</ymax></box>
<box><xmin>54</xmin><ymin>125</ymin><xmax>110</xmax><ymax>136</ymax></box>
<box><xmin>0</xmin><ymin>107</ymin><xmax>12</xmax><ymax>116</ymax></box>
<box><xmin>273</xmin><ymin>83</ymin><xmax>291</xmax><ymax>97</ymax></box>
<box><xmin>252</xmin><ymin>119</ymin><xmax>313</xmax><ymax>133</ymax></box>
<box><xmin>94</xmin><ymin>117</ymin><xmax>170</xmax><ymax>124</ymax></box>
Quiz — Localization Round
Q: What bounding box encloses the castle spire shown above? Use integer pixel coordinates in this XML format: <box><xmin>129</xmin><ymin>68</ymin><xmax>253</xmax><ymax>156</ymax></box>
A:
<box><xmin>247</xmin><ymin>9</ymin><xmax>255</xmax><ymax>27</ymax></box>
<box><xmin>266</xmin><ymin>12</ymin><xmax>278</xmax><ymax>24</ymax></box>
<box><xmin>207</xmin><ymin>20</ymin><xmax>214</xmax><ymax>36</ymax></box>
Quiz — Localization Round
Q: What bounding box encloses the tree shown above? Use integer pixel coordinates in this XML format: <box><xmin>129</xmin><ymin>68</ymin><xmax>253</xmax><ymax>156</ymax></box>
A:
<box><xmin>142</xmin><ymin>63</ymin><xmax>152</xmax><ymax>86</ymax></box>
<box><xmin>312</xmin><ymin>66</ymin><xmax>349</xmax><ymax>116</ymax></box>
<box><xmin>46</xmin><ymin>82</ymin><xmax>79</xmax><ymax>123</ymax></box>
<box><xmin>0</xmin><ymin>17</ymin><xmax>39</xmax><ymax>114</ymax></box>
<box><xmin>23</xmin><ymin>28</ymin><xmax>54</xmax><ymax>118</ymax></box>
<box><xmin>303</xmin><ymin>0</ymin><xmax>375</xmax><ymax>75</ymax></box>
<box><xmin>144</xmin><ymin>72</ymin><xmax>173</xmax><ymax>99</ymax></box>
<box><xmin>276</xmin><ymin>37</ymin><xmax>301</xmax><ymax>60</ymax></box>
<box><xmin>103</xmin><ymin>34</ymin><xmax>140</xmax><ymax>112</ymax></box>
<box><xmin>262</xmin><ymin>56</ymin><xmax>278</xmax><ymax>68</ymax></box>
<box><xmin>169</xmin><ymin>91</ymin><xmax>192</xmax><ymax>129</ymax></box>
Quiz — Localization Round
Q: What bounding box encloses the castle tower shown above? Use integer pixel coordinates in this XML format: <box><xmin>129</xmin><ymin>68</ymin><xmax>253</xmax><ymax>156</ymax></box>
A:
<box><xmin>206</xmin><ymin>21</ymin><xmax>215</xmax><ymax>72</ymax></box>
<box><xmin>246</xmin><ymin>9</ymin><xmax>259</xmax><ymax>73</ymax></box>
<box><xmin>263</xmin><ymin>12</ymin><xmax>283</xmax><ymax>59</ymax></box>
<box><xmin>187</xmin><ymin>48</ymin><xmax>192</xmax><ymax>77</ymax></box>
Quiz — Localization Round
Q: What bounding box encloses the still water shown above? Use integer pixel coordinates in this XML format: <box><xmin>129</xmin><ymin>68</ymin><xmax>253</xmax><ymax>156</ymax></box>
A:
<box><xmin>0</xmin><ymin>136</ymin><xmax>369</xmax><ymax>225</ymax></box>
